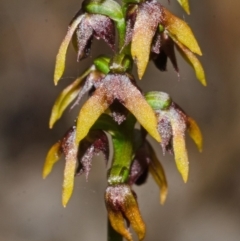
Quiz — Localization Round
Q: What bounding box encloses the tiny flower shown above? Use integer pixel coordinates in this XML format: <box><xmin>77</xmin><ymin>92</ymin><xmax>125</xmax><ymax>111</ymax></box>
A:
<box><xmin>43</xmin><ymin>126</ymin><xmax>109</xmax><ymax>207</ymax></box>
<box><xmin>74</xmin><ymin>73</ymin><xmax>161</xmax><ymax>146</ymax></box>
<box><xmin>145</xmin><ymin>91</ymin><xmax>202</xmax><ymax>182</ymax></box>
<box><xmin>105</xmin><ymin>184</ymin><xmax>146</xmax><ymax>241</ymax></box>
<box><xmin>130</xmin><ymin>0</ymin><xmax>164</xmax><ymax>79</ymax></box>
<box><xmin>54</xmin><ymin>12</ymin><xmax>115</xmax><ymax>85</ymax></box>
<box><xmin>126</xmin><ymin>0</ymin><xmax>205</xmax><ymax>85</ymax></box>
<box><xmin>72</xmin><ymin>13</ymin><xmax>115</xmax><ymax>61</ymax></box>
<box><xmin>154</xmin><ymin>8</ymin><xmax>206</xmax><ymax>85</ymax></box>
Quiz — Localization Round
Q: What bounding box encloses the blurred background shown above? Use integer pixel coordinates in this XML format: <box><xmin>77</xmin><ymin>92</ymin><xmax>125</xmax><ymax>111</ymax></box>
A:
<box><xmin>1</xmin><ymin>0</ymin><xmax>240</xmax><ymax>240</ymax></box>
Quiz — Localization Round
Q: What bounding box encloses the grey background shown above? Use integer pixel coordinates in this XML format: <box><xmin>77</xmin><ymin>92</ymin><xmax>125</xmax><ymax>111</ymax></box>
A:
<box><xmin>1</xmin><ymin>0</ymin><xmax>240</xmax><ymax>240</ymax></box>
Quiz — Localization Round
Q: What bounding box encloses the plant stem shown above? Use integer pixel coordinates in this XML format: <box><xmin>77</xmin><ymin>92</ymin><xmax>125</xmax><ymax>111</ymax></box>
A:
<box><xmin>108</xmin><ymin>219</ymin><xmax>123</xmax><ymax>241</ymax></box>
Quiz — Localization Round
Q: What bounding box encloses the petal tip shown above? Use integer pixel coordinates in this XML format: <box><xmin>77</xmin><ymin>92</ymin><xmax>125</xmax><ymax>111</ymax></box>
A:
<box><xmin>62</xmin><ymin>193</ymin><xmax>71</xmax><ymax>208</ymax></box>
<box><xmin>42</xmin><ymin>172</ymin><xmax>48</xmax><ymax>179</ymax></box>
<box><xmin>49</xmin><ymin>115</ymin><xmax>56</xmax><ymax>129</ymax></box>
<box><xmin>182</xmin><ymin>172</ymin><xmax>188</xmax><ymax>183</ymax></box>
<box><xmin>160</xmin><ymin>188</ymin><xmax>168</xmax><ymax>205</ymax></box>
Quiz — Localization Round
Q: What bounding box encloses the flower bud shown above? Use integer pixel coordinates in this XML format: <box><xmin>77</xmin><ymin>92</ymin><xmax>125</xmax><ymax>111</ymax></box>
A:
<box><xmin>105</xmin><ymin>184</ymin><xmax>146</xmax><ymax>241</ymax></box>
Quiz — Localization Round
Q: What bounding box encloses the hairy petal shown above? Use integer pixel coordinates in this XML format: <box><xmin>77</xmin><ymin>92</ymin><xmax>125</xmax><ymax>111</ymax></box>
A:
<box><xmin>122</xmin><ymin>88</ymin><xmax>161</xmax><ymax>142</ymax></box>
<box><xmin>49</xmin><ymin>66</ymin><xmax>95</xmax><ymax>129</ymax></box>
<box><xmin>107</xmin><ymin>210</ymin><xmax>133</xmax><ymax>241</ymax></box>
<box><xmin>125</xmin><ymin>5</ymin><xmax>138</xmax><ymax>47</ymax></box>
<box><xmin>89</xmin><ymin>14</ymin><xmax>115</xmax><ymax>51</ymax></box>
<box><xmin>123</xmin><ymin>192</ymin><xmax>146</xmax><ymax>240</ymax></box>
<box><xmin>79</xmin><ymin>146</ymin><xmax>94</xmax><ymax>180</ymax></box>
<box><xmin>163</xmin><ymin>8</ymin><xmax>202</xmax><ymax>55</ymax></box>
<box><xmin>54</xmin><ymin>14</ymin><xmax>84</xmax><ymax>85</ymax></box>
<box><xmin>77</xmin><ymin>130</ymin><xmax>109</xmax><ymax>180</ymax></box>
<box><xmin>75</xmin><ymin>16</ymin><xmax>94</xmax><ymax>60</ymax></box>
<box><xmin>131</xmin><ymin>0</ymin><xmax>163</xmax><ymax>79</ymax></box>
<box><xmin>151</xmin><ymin>32</ymin><xmax>161</xmax><ymax>54</ymax></box>
<box><xmin>106</xmin><ymin>74</ymin><xmax>161</xmax><ymax>142</ymax></box>
<box><xmin>90</xmin><ymin>130</ymin><xmax>109</xmax><ymax>161</ymax></box>
<box><xmin>157</xmin><ymin>115</ymin><xmax>173</xmax><ymax>155</ymax></box>
<box><xmin>174</xmin><ymin>37</ymin><xmax>207</xmax><ymax>86</ymax></box>
<box><xmin>43</xmin><ymin>141</ymin><xmax>62</xmax><ymax>179</ymax></box>
<box><xmin>61</xmin><ymin>127</ymin><xmax>78</xmax><ymax>207</ymax></box>
<box><xmin>71</xmin><ymin>70</ymin><xmax>105</xmax><ymax>109</ymax></box>
<box><xmin>76</xmin><ymin>74</ymin><xmax>161</xmax><ymax>148</ymax></box>
<box><xmin>177</xmin><ymin>0</ymin><xmax>190</xmax><ymax>14</ymax></box>
<box><xmin>169</xmin><ymin>108</ymin><xmax>189</xmax><ymax>182</ymax></box>
<box><xmin>75</xmin><ymin>86</ymin><xmax>110</xmax><ymax>146</ymax></box>
<box><xmin>187</xmin><ymin>117</ymin><xmax>203</xmax><ymax>152</ymax></box>
<box><xmin>129</xmin><ymin>155</ymin><xmax>149</xmax><ymax>186</ymax></box>
<box><xmin>147</xmin><ymin>142</ymin><xmax>168</xmax><ymax>204</ymax></box>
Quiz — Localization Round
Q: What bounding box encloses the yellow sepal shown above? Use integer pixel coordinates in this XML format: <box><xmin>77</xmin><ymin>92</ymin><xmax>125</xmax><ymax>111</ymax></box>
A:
<box><xmin>43</xmin><ymin>141</ymin><xmax>62</xmax><ymax>179</ymax></box>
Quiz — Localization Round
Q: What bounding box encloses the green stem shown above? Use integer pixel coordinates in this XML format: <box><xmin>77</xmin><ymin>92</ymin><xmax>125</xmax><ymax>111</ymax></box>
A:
<box><xmin>108</xmin><ymin>219</ymin><xmax>122</xmax><ymax>241</ymax></box>
<box><xmin>110</xmin><ymin>4</ymin><xmax>133</xmax><ymax>72</ymax></box>
<box><xmin>108</xmin><ymin>114</ymin><xmax>136</xmax><ymax>185</ymax></box>
<box><xmin>116</xmin><ymin>19</ymin><xmax>126</xmax><ymax>51</ymax></box>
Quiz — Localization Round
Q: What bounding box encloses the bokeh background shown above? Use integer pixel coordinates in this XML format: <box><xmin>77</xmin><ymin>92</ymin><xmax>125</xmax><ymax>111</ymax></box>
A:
<box><xmin>1</xmin><ymin>0</ymin><xmax>240</xmax><ymax>240</ymax></box>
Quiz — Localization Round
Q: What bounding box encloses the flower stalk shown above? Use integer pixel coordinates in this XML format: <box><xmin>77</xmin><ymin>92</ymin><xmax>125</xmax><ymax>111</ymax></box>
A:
<box><xmin>43</xmin><ymin>0</ymin><xmax>205</xmax><ymax>240</ymax></box>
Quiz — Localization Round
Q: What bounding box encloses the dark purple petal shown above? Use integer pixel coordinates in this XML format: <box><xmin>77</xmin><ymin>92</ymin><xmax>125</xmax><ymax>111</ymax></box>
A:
<box><xmin>129</xmin><ymin>142</ymin><xmax>150</xmax><ymax>186</ymax></box>
<box><xmin>153</xmin><ymin>51</ymin><xmax>168</xmax><ymax>71</ymax></box>
<box><xmin>161</xmin><ymin>33</ymin><xmax>179</xmax><ymax>74</ymax></box>
<box><xmin>151</xmin><ymin>33</ymin><xmax>161</xmax><ymax>54</ymax></box>
<box><xmin>92</xmin><ymin>130</ymin><xmax>109</xmax><ymax>161</ymax></box>
<box><xmin>61</xmin><ymin>126</ymin><xmax>77</xmax><ymax>156</ymax></box>
<box><xmin>76</xmin><ymin>130</ymin><xmax>109</xmax><ymax>180</ymax></box>
<box><xmin>89</xmin><ymin>14</ymin><xmax>115</xmax><ymax>51</ymax></box>
<box><xmin>157</xmin><ymin>115</ymin><xmax>173</xmax><ymax>154</ymax></box>
<box><xmin>75</xmin><ymin>16</ymin><xmax>94</xmax><ymax>61</ymax></box>
<box><xmin>153</xmin><ymin>32</ymin><xmax>179</xmax><ymax>74</ymax></box>
<box><xmin>71</xmin><ymin>70</ymin><xmax>105</xmax><ymax>109</ymax></box>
